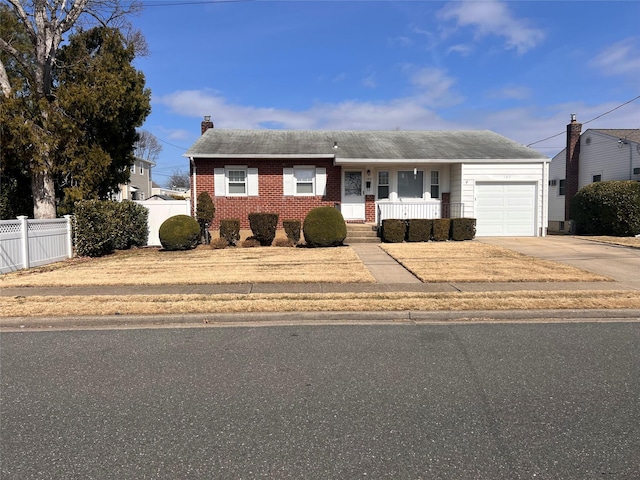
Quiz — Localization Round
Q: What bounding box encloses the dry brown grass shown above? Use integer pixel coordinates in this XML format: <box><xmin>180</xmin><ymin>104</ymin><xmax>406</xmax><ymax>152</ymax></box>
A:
<box><xmin>380</xmin><ymin>242</ymin><xmax>611</xmax><ymax>282</ymax></box>
<box><xmin>0</xmin><ymin>246</ymin><xmax>375</xmax><ymax>287</ymax></box>
<box><xmin>578</xmin><ymin>236</ymin><xmax>640</xmax><ymax>249</ymax></box>
<box><xmin>3</xmin><ymin>290</ymin><xmax>640</xmax><ymax>318</ymax></box>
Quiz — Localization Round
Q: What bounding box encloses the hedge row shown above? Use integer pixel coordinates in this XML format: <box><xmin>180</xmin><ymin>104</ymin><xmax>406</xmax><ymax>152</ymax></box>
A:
<box><xmin>381</xmin><ymin>218</ymin><xmax>476</xmax><ymax>243</ymax></box>
<box><xmin>74</xmin><ymin>200</ymin><xmax>148</xmax><ymax>257</ymax></box>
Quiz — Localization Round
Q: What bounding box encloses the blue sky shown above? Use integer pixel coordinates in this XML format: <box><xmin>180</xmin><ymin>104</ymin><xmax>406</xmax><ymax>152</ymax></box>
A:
<box><xmin>130</xmin><ymin>0</ymin><xmax>640</xmax><ymax>186</ymax></box>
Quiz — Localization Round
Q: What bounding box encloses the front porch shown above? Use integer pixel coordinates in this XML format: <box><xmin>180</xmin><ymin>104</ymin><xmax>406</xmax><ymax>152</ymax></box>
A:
<box><xmin>375</xmin><ymin>200</ymin><xmax>465</xmax><ymax>226</ymax></box>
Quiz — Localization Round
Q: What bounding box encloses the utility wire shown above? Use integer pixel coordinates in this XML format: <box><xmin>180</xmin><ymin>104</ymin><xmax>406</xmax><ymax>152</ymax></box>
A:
<box><xmin>526</xmin><ymin>95</ymin><xmax>640</xmax><ymax>147</ymax></box>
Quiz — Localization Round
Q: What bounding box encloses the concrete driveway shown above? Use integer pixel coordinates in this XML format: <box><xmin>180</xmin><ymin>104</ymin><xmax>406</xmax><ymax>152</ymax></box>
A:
<box><xmin>478</xmin><ymin>236</ymin><xmax>640</xmax><ymax>288</ymax></box>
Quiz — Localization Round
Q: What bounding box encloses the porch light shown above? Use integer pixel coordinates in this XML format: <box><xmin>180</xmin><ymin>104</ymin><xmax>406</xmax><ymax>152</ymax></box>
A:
<box><xmin>413</xmin><ymin>167</ymin><xmax>417</xmax><ymax>178</ymax></box>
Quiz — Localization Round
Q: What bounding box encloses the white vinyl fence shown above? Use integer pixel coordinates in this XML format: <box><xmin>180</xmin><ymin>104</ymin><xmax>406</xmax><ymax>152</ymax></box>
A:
<box><xmin>136</xmin><ymin>199</ymin><xmax>191</xmax><ymax>246</ymax></box>
<box><xmin>0</xmin><ymin>216</ymin><xmax>73</xmax><ymax>274</ymax></box>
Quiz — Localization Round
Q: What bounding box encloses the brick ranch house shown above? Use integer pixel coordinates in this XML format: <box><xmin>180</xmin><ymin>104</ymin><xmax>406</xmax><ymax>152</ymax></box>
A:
<box><xmin>185</xmin><ymin>117</ymin><xmax>550</xmax><ymax>237</ymax></box>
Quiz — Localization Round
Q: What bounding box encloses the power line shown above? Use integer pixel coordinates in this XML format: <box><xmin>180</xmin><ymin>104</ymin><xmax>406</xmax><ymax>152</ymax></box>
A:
<box><xmin>526</xmin><ymin>94</ymin><xmax>640</xmax><ymax>147</ymax></box>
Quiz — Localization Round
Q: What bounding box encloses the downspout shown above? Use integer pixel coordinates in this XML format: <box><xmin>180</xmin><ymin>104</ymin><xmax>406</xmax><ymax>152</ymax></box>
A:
<box><xmin>190</xmin><ymin>157</ymin><xmax>196</xmax><ymax>217</ymax></box>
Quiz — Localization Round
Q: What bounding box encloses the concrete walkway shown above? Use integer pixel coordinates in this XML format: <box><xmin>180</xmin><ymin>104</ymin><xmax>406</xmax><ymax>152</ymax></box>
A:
<box><xmin>349</xmin><ymin>243</ymin><xmax>421</xmax><ymax>284</ymax></box>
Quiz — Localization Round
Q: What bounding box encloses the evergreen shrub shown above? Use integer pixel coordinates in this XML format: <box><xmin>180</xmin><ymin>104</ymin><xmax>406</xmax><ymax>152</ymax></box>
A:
<box><xmin>303</xmin><ymin>207</ymin><xmax>347</xmax><ymax>247</ymax></box>
<box><xmin>451</xmin><ymin>218</ymin><xmax>476</xmax><ymax>241</ymax></box>
<box><xmin>158</xmin><ymin>215</ymin><xmax>200</xmax><ymax>251</ymax></box>
<box><xmin>74</xmin><ymin>200</ymin><xmax>115</xmax><ymax>257</ymax></box>
<box><xmin>571</xmin><ymin>180</ymin><xmax>640</xmax><ymax>236</ymax></box>
<box><xmin>432</xmin><ymin>218</ymin><xmax>451</xmax><ymax>241</ymax></box>
<box><xmin>382</xmin><ymin>219</ymin><xmax>406</xmax><ymax>243</ymax></box>
<box><xmin>219</xmin><ymin>219</ymin><xmax>240</xmax><ymax>246</ymax></box>
<box><xmin>248</xmin><ymin>212</ymin><xmax>279</xmax><ymax>246</ymax></box>
<box><xmin>111</xmin><ymin>200</ymin><xmax>149</xmax><ymax>250</ymax></box>
<box><xmin>407</xmin><ymin>219</ymin><xmax>432</xmax><ymax>242</ymax></box>
<box><xmin>283</xmin><ymin>219</ymin><xmax>301</xmax><ymax>244</ymax></box>
<box><xmin>196</xmin><ymin>191</ymin><xmax>215</xmax><ymax>244</ymax></box>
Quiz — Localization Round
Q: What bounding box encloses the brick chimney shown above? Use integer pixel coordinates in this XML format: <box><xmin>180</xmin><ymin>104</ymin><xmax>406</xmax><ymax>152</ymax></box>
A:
<box><xmin>565</xmin><ymin>113</ymin><xmax>582</xmax><ymax>221</ymax></box>
<box><xmin>201</xmin><ymin>115</ymin><xmax>214</xmax><ymax>135</ymax></box>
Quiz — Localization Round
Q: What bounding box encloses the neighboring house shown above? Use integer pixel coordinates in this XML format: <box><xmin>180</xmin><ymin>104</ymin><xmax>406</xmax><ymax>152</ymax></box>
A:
<box><xmin>115</xmin><ymin>157</ymin><xmax>155</xmax><ymax>201</ymax></box>
<box><xmin>184</xmin><ymin>117</ymin><xmax>550</xmax><ymax>237</ymax></box>
<box><xmin>548</xmin><ymin>115</ymin><xmax>640</xmax><ymax>233</ymax></box>
<box><xmin>151</xmin><ymin>183</ymin><xmax>190</xmax><ymax>199</ymax></box>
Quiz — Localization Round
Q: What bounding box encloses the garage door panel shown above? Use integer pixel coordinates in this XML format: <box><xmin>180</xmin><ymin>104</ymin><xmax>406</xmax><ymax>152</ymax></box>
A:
<box><xmin>476</xmin><ymin>182</ymin><xmax>536</xmax><ymax>236</ymax></box>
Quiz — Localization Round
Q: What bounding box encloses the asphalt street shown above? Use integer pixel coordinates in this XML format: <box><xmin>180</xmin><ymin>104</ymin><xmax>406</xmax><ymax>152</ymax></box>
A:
<box><xmin>2</xmin><ymin>321</ymin><xmax>639</xmax><ymax>479</ymax></box>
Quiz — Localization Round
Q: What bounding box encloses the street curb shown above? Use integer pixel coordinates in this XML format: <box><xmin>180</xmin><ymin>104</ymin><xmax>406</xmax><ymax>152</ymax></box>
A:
<box><xmin>2</xmin><ymin>309</ymin><xmax>639</xmax><ymax>331</ymax></box>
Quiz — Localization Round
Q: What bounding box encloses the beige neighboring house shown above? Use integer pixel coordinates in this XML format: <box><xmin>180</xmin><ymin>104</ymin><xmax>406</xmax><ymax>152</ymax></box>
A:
<box><xmin>116</xmin><ymin>157</ymin><xmax>155</xmax><ymax>201</ymax></box>
<box><xmin>548</xmin><ymin>115</ymin><xmax>640</xmax><ymax>233</ymax></box>
<box><xmin>151</xmin><ymin>182</ymin><xmax>190</xmax><ymax>199</ymax></box>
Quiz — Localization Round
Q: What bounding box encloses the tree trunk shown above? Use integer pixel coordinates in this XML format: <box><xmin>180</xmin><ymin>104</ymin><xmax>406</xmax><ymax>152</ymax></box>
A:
<box><xmin>31</xmin><ymin>168</ymin><xmax>57</xmax><ymax>219</ymax></box>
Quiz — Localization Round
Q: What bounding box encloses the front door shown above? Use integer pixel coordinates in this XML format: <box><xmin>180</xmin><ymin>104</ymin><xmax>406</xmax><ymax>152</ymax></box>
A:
<box><xmin>341</xmin><ymin>170</ymin><xmax>365</xmax><ymax>220</ymax></box>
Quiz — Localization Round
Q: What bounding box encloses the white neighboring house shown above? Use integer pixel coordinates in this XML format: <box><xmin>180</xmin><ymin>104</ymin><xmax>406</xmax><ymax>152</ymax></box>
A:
<box><xmin>115</xmin><ymin>157</ymin><xmax>155</xmax><ymax>201</ymax></box>
<box><xmin>151</xmin><ymin>182</ymin><xmax>190</xmax><ymax>199</ymax></box>
<box><xmin>548</xmin><ymin>115</ymin><xmax>640</xmax><ymax>233</ymax></box>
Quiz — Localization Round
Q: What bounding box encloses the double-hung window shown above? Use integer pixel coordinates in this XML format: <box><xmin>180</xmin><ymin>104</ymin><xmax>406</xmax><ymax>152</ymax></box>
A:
<box><xmin>214</xmin><ymin>166</ymin><xmax>258</xmax><ymax>197</ymax></box>
<box><xmin>377</xmin><ymin>171</ymin><xmax>389</xmax><ymax>199</ymax></box>
<box><xmin>558</xmin><ymin>179</ymin><xmax>566</xmax><ymax>196</ymax></box>
<box><xmin>227</xmin><ymin>169</ymin><xmax>247</xmax><ymax>195</ymax></box>
<box><xmin>430</xmin><ymin>171</ymin><xmax>439</xmax><ymax>199</ymax></box>
<box><xmin>130</xmin><ymin>163</ymin><xmax>136</xmax><ymax>174</ymax></box>
<box><xmin>283</xmin><ymin>166</ymin><xmax>327</xmax><ymax>196</ymax></box>
<box><xmin>294</xmin><ymin>167</ymin><xmax>315</xmax><ymax>195</ymax></box>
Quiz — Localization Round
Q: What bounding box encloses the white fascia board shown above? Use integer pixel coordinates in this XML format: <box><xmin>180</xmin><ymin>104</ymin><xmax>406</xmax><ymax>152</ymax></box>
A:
<box><xmin>183</xmin><ymin>153</ymin><xmax>335</xmax><ymax>159</ymax></box>
<box><xmin>335</xmin><ymin>157</ymin><xmax>550</xmax><ymax>165</ymax></box>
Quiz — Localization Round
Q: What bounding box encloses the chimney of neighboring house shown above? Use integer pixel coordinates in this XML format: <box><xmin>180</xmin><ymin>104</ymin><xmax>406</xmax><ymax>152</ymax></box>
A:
<box><xmin>565</xmin><ymin>113</ymin><xmax>582</xmax><ymax>221</ymax></box>
<box><xmin>201</xmin><ymin>115</ymin><xmax>214</xmax><ymax>135</ymax></box>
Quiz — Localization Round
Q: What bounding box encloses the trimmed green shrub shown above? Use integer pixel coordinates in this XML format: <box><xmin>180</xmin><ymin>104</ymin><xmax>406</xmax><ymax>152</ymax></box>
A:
<box><xmin>74</xmin><ymin>199</ymin><xmax>149</xmax><ymax>257</ymax></box>
<box><xmin>571</xmin><ymin>180</ymin><xmax>640</xmax><ymax>236</ymax></box>
<box><xmin>407</xmin><ymin>219</ymin><xmax>432</xmax><ymax>242</ymax></box>
<box><xmin>432</xmin><ymin>218</ymin><xmax>451</xmax><ymax>241</ymax></box>
<box><xmin>451</xmin><ymin>218</ymin><xmax>476</xmax><ymax>241</ymax></box>
<box><xmin>219</xmin><ymin>219</ymin><xmax>240</xmax><ymax>246</ymax></box>
<box><xmin>74</xmin><ymin>200</ymin><xmax>115</xmax><ymax>257</ymax></box>
<box><xmin>382</xmin><ymin>219</ymin><xmax>406</xmax><ymax>243</ymax></box>
<box><xmin>196</xmin><ymin>191</ymin><xmax>215</xmax><ymax>244</ymax></box>
<box><xmin>303</xmin><ymin>206</ymin><xmax>347</xmax><ymax>247</ymax></box>
<box><xmin>158</xmin><ymin>215</ymin><xmax>200</xmax><ymax>251</ymax></box>
<box><xmin>283</xmin><ymin>219</ymin><xmax>301</xmax><ymax>244</ymax></box>
<box><xmin>111</xmin><ymin>200</ymin><xmax>149</xmax><ymax>250</ymax></box>
<box><xmin>248</xmin><ymin>212</ymin><xmax>279</xmax><ymax>246</ymax></box>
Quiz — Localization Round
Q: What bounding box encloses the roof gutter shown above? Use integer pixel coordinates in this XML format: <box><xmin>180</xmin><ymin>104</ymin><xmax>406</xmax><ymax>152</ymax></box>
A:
<box><xmin>182</xmin><ymin>153</ymin><xmax>336</xmax><ymax>160</ymax></box>
<box><xmin>334</xmin><ymin>157</ymin><xmax>550</xmax><ymax>165</ymax></box>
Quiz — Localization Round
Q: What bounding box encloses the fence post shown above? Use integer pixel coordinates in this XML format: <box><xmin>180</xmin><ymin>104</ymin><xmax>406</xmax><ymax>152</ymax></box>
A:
<box><xmin>18</xmin><ymin>215</ymin><xmax>29</xmax><ymax>270</ymax></box>
<box><xmin>64</xmin><ymin>215</ymin><xmax>74</xmax><ymax>258</ymax></box>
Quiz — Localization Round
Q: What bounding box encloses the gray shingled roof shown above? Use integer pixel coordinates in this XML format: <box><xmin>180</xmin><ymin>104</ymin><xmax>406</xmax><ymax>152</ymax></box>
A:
<box><xmin>185</xmin><ymin>129</ymin><xmax>548</xmax><ymax>160</ymax></box>
<box><xmin>591</xmin><ymin>129</ymin><xmax>640</xmax><ymax>144</ymax></box>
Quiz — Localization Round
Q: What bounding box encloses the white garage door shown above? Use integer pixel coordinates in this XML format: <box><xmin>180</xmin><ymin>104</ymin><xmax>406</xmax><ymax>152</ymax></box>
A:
<box><xmin>475</xmin><ymin>182</ymin><xmax>536</xmax><ymax>236</ymax></box>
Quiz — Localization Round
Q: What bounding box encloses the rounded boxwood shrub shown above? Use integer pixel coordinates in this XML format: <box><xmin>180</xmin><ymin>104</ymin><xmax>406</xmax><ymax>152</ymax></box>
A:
<box><xmin>303</xmin><ymin>207</ymin><xmax>347</xmax><ymax>247</ymax></box>
<box><xmin>432</xmin><ymin>218</ymin><xmax>451</xmax><ymax>241</ymax></box>
<box><xmin>571</xmin><ymin>180</ymin><xmax>640</xmax><ymax>236</ymax></box>
<box><xmin>158</xmin><ymin>215</ymin><xmax>200</xmax><ymax>251</ymax></box>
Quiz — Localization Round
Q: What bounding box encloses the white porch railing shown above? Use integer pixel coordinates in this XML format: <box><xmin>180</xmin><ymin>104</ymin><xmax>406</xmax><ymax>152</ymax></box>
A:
<box><xmin>0</xmin><ymin>216</ymin><xmax>73</xmax><ymax>274</ymax></box>
<box><xmin>376</xmin><ymin>201</ymin><xmax>464</xmax><ymax>225</ymax></box>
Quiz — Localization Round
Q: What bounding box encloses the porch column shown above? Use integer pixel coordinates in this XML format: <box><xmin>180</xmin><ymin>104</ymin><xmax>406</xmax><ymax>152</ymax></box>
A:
<box><xmin>365</xmin><ymin>195</ymin><xmax>376</xmax><ymax>222</ymax></box>
<box><xmin>441</xmin><ymin>192</ymin><xmax>451</xmax><ymax>218</ymax></box>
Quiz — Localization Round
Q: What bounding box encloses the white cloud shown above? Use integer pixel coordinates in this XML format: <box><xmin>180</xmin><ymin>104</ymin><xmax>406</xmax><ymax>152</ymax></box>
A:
<box><xmin>590</xmin><ymin>37</ymin><xmax>640</xmax><ymax>78</ymax></box>
<box><xmin>438</xmin><ymin>0</ymin><xmax>544</xmax><ymax>55</ymax></box>
<box><xmin>362</xmin><ymin>73</ymin><xmax>377</xmax><ymax>89</ymax></box>
<box><xmin>446</xmin><ymin>44</ymin><xmax>473</xmax><ymax>56</ymax></box>
<box><xmin>406</xmin><ymin>66</ymin><xmax>464</xmax><ymax>107</ymax></box>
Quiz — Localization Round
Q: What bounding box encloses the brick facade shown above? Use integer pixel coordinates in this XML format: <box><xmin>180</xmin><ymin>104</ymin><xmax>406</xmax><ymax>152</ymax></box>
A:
<box><xmin>193</xmin><ymin>158</ymin><xmax>342</xmax><ymax>229</ymax></box>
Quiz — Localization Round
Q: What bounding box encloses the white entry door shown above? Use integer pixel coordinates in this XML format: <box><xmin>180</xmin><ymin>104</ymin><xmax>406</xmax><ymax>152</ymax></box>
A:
<box><xmin>341</xmin><ymin>170</ymin><xmax>366</xmax><ymax>220</ymax></box>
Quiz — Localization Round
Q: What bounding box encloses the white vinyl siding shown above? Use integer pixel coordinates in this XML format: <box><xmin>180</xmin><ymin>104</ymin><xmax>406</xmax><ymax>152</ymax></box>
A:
<box><xmin>461</xmin><ymin>162</ymin><xmax>547</xmax><ymax>237</ymax></box>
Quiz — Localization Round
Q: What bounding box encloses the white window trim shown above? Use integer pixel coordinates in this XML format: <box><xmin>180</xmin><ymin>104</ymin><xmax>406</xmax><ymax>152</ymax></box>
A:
<box><xmin>214</xmin><ymin>166</ymin><xmax>258</xmax><ymax>197</ymax></box>
<box><xmin>377</xmin><ymin>170</ymin><xmax>389</xmax><ymax>200</ymax></box>
<box><xmin>283</xmin><ymin>166</ymin><xmax>326</xmax><ymax>197</ymax></box>
<box><xmin>430</xmin><ymin>170</ymin><xmax>439</xmax><ymax>199</ymax></box>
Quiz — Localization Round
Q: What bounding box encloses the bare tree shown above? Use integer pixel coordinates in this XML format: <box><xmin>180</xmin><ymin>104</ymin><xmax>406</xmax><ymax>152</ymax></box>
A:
<box><xmin>0</xmin><ymin>0</ymin><xmax>141</xmax><ymax>218</ymax></box>
<box><xmin>166</xmin><ymin>169</ymin><xmax>190</xmax><ymax>190</ymax></box>
<box><xmin>134</xmin><ymin>130</ymin><xmax>162</xmax><ymax>163</ymax></box>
